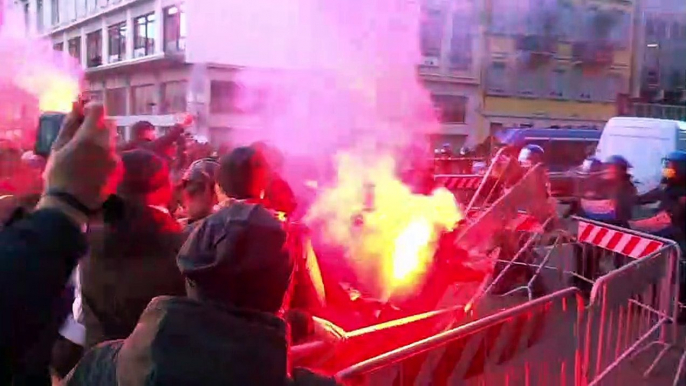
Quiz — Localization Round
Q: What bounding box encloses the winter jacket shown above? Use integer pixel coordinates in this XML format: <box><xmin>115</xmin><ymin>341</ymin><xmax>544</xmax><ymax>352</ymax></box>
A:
<box><xmin>0</xmin><ymin>209</ymin><xmax>87</xmax><ymax>384</ymax></box>
<box><xmin>80</xmin><ymin>201</ymin><xmax>186</xmax><ymax>348</ymax></box>
<box><xmin>63</xmin><ymin>297</ymin><xmax>339</xmax><ymax>386</ymax></box>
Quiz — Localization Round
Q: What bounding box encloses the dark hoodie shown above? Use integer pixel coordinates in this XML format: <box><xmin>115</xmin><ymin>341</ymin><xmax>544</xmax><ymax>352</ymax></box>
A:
<box><xmin>63</xmin><ymin>297</ymin><xmax>338</xmax><ymax>386</ymax></box>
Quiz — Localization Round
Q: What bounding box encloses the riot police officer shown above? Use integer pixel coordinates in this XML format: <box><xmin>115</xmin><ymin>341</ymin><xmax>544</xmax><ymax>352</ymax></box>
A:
<box><xmin>490</xmin><ymin>144</ymin><xmax>548</xmax><ymax>298</ymax></box>
<box><xmin>637</xmin><ymin>150</ymin><xmax>686</xmax><ymax>245</ymax></box>
<box><xmin>568</xmin><ymin>155</ymin><xmax>637</xmax><ymax>290</ymax></box>
<box><xmin>636</xmin><ymin>151</ymin><xmax>686</xmax><ymax>322</ymax></box>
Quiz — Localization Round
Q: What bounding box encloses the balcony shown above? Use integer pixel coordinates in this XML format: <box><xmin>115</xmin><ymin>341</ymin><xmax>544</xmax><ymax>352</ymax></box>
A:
<box><xmin>571</xmin><ymin>42</ymin><xmax>614</xmax><ymax>66</ymax></box>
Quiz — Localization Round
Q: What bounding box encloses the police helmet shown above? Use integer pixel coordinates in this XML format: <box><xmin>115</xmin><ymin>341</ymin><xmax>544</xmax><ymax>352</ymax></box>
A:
<box><xmin>664</xmin><ymin>150</ymin><xmax>686</xmax><ymax>164</ymax></box>
<box><xmin>518</xmin><ymin>144</ymin><xmax>545</xmax><ymax>166</ymax></box>
<box><xmin>604</xmin><ymin>155</ymin><xmax>632</xmax><ymax>170</ymax></box>
<box><xmin>581</xmin><ymin>157</ymin><xmax>602</xmax><ymax>174</ymax></box>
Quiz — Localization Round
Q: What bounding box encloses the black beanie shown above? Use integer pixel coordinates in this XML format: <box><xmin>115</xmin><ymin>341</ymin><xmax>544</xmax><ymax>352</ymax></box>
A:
<box><xmin>177</xmin><ymin>202</ymin><xmax>294</xmax><ymax>314</ymax></box>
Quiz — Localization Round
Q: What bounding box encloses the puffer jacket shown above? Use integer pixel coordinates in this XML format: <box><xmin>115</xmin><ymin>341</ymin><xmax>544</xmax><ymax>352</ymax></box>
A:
<box><xmin>63</xmin><ymin>297</ymin><xmax>339</xmax><ymax>386</ymax></box>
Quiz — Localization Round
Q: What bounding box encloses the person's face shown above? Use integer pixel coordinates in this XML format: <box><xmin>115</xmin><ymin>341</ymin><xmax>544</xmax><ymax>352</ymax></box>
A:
<box><xmin>183</xmin><ymin>184</ymin><xmax>216</xmax><ymax>220</ymax></box>
<box><xmin>663</xmin><ymin>161</ymin><xmax>677</xmax><ymax>180</ymax></box>
<box><xmin>139</xmin><ymin>128</ymin><xmax>156</xmax><ymax>142</ymax></box>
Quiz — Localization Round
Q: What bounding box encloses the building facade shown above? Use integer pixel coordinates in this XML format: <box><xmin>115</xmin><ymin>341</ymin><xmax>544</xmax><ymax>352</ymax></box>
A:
<box><xmin>630</xmin><ymin>0</ymin><xmax>686</xmax><ymax>120</ymax></box>
<box><xmin>14</xmin><ymin>0</ymin><xmax>487</xmax><ymax>147</ymax></box>
<box><xmin>481</xmin><ymin>0</ymin><xmax>635</xmax><ymax>133</ymax></box>
<box><xmin>418</xmin><ymin>0</ymin><xmax>484</xmax><ymax>148</ymax></box>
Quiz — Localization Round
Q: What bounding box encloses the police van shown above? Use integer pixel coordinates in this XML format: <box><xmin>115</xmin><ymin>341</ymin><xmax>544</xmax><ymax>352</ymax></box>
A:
<box><xmin>595</xmin><ymin>117</ymin><xmax>686</xmax><ymax>195</ymax></box>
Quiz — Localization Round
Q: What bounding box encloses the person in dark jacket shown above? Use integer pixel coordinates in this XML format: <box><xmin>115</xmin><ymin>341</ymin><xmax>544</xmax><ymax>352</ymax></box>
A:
<box><xmin>489</xmin><ymin>144</ymin><xmax>548</xmax><ymax>298</ymax></box>
<box><xmin>636</xmin><ymin>151</ymin><xmax>686</xmax><ymax>321</ymax></box>
<box><xmin>572</xmin><ymin>155</ymin><xmax>637</xmax><ymax>289</ymax></box>
<box><xmin>79</xmin><ymin>149</ymin><xmax>186</xmax><ymax>349</ymax></box>
<box><xmin>63</xmin><ymin>202</ymin><xmax>339</xmax><ymax>386</ymax></box>
<box><xmin>0</xmin><ymin>102</ymin><xmax>119</xmax><ymax>384</ymax></box>
<box><xmin>116</xmin><ymin>121</ymin><xmax>185</xmax><ymax>161</ymax></box>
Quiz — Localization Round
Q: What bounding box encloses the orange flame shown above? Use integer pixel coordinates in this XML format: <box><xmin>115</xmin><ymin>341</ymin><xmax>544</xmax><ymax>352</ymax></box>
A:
<box><xmin>306</xmin><ymin>152</ymin><xmax>462</xmax><ymax>299</ymax></box>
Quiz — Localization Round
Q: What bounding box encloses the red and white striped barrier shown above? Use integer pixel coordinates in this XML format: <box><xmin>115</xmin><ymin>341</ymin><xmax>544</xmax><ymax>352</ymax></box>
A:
<box><xmin>576</xmin><ymin>220</ymin><xmax>664</xmax><ymax>259</ymax></box>
<box><xmin>434</xmin><ymin>175</ymin><xmax>482</xmax><ymax>191</ymax></box>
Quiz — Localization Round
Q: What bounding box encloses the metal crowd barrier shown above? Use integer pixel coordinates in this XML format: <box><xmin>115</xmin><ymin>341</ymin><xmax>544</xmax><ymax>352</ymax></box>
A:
<box><xmin>573</xmin><ymin>217</ymin><xmax>683</xmax><ymax>386</ymax></box>
<box><xmin>332</xmin><ymin>215</ymin><xmax>685</xmax><ymax>385</ymax></box>
<box><xmin>335</xmin><ymin>288</ymin><xmax>584</xmax><ymax>385</ymax></box>
<box><xmin>291</xmin><ymin>304</ymin><xmax>467</xmax><ymax>375</ymax></box>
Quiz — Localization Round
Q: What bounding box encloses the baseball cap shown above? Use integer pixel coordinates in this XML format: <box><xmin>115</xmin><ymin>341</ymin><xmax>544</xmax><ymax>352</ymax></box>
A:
<box><xmin>177</xmin><ymin>202</ymin><xmax>294</xmax><ymax>314</ymax></box>
<box><xmin>181</xmin><ymin>158</ymin><xmax>220</xmax><ymax>193</ymax></box>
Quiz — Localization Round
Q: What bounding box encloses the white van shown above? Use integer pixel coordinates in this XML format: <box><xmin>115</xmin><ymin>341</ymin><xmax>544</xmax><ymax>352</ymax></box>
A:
<box><xmin>595</xmin><ymin>117</ymin><xmax>686</xmax><ymax>195</ymax></box>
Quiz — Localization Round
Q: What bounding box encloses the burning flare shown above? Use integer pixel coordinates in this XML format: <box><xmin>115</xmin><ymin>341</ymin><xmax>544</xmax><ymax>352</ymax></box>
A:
<box><xmin>306</xmin><ymin>152</ymin><xmax>462</xmax><ymax>300</ymax></box>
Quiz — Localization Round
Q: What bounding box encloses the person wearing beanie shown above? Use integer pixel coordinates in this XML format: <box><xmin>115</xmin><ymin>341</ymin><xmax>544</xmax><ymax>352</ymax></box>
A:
<box><xmin>63</xmin><ymin>201</ymin><xmax>339</xmax><ymax>386</ymax></box>
<box><xmin>78</xmin><ymin>149</ymin><xmax>186</xmax><ymax>349</ymax></box>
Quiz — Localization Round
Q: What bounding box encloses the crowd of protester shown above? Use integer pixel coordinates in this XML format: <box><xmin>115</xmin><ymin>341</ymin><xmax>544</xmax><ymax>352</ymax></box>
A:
<box><xmin>0</xmin><ymin>102</ymin><xmax>342</xmax><ymax>385</ymax></box>
<box><xmin>1</xmin><ymin>101</ymin><xmax>685</xmax><ymax>385</ymax></box>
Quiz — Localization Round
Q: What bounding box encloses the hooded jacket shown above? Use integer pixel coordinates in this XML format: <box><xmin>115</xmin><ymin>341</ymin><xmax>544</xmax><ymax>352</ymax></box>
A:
<box><xmin>63</xmin><ymin>297</ymin><xmax>338</xmax><ymax>386</ymax></box>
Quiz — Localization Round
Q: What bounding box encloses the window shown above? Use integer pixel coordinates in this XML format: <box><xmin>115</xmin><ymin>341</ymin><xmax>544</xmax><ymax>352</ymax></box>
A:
<box><xmin>608</xmin><ymin>11</ymin><xmax>631</xmax><ymax>48</ymax></box>
<box><xmin>105</xmin><ymin>88</ymin><xmax>127</xmax><ymax>116</ymax></box>
<box><xmin>431</xmin><ymin>95</ymin><xmax>467</xmax><ymax>124</ymax></box>
<box><xmin>210</xmin><ymin>81</ymin><xmax>239</xmax><ymax>113</ymax></box>
<box><xmin>420</xmin><ymin>7</ymin><xmax>444</xmax><ymax>58</ymax></box>
<box><xmin>68</xmin><ymin>37</ymin><xmax>81</xmax><ymax>60</ymax></box>
<box><xmin>549</xmin><ymin>68</ymin><xmax>567</xmax><ymax>98</ymax></box>
<box><xmin>542</xmin><ymin>141</ymin><xmax>595</xmax><ymax>169</ymax></box>
<box><xmin>516</xmin><ymin>68</ymin><xmax>539</xmax><ymax>97</ymax></box>
<box><xmin>36</xmin><ymin>0</ymin><xmax>44</xmax><ymax>32</ymax></box>
<box><xmin>489</xmin><ymin>0</ymin><xmax>510</xmax><ymax>34</ymax></box>
<box><xmin>132</xmin><ymin>85</ymin><xmax>156</xmax><ymax>115</ymax></box>
<box><xmin>164</xmin><ymin>5</ymin><xmax>186</xmax><ymax>53</ymax></box>
<box><xmin>448</xmin><ymin>14</ymin><xmax>472</xmax><ymax>71</ymax></box>
<box><xmin>486</xmin><ymin>62</ymin><xmax>508</xmax><ymax>94</ymax></box>
<box><xmin>603</xmin><ymin>74</ymin><xmax>622</xmax><ymax>101</ymax></box>
<box><xmin>51</xmin><ymin>0</ymin><xmax>59</xmax><ymax>25</ymax></box>
<box><xmin>53</xmin><ymin>42</ymin><xmax>63</xmax><ymax>51</ymax></box>
<box><xmin>134</xmin><ymin>13</ymin><xmax>156</xmax><ymax>57</ymax></box>
<box><xmin>84</xmin><ymin>89</ymin><xmax>103</xmax><ymax>102</ymax></box>
<box><xmin>86</xmin><ymin>30</ymin><xmax>102</xmax><ymax>67</ymax></box>
<box><xmin>161</xmin><ymin>81</ymin><xmax>187</xmax><ymax>113</ymax></box>
<box><xmin>86</xmin><ymin>0</ymin><xmax>99</xmax><ymax>14</ymax></box>
<box><xmin>108</xmin><ymin>22</ymin><xmax>126</xmax><ymax>63</ymax></box>
<box><xmin>570</xmin><ymin>67</ymin><xmax>596</xmax><ymax>101</ymax></box>
<box><xmin>655</xmin><ymin>21</ymin><xmax>666</xmax><ymax>39</ymax></box>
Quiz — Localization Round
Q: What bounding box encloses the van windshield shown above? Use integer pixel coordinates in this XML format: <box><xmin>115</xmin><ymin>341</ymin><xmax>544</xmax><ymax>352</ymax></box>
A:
<box><xmin>527</xmin><ymin>140</ymin><xmax>596</xmax><ymax>171</ymax></box>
